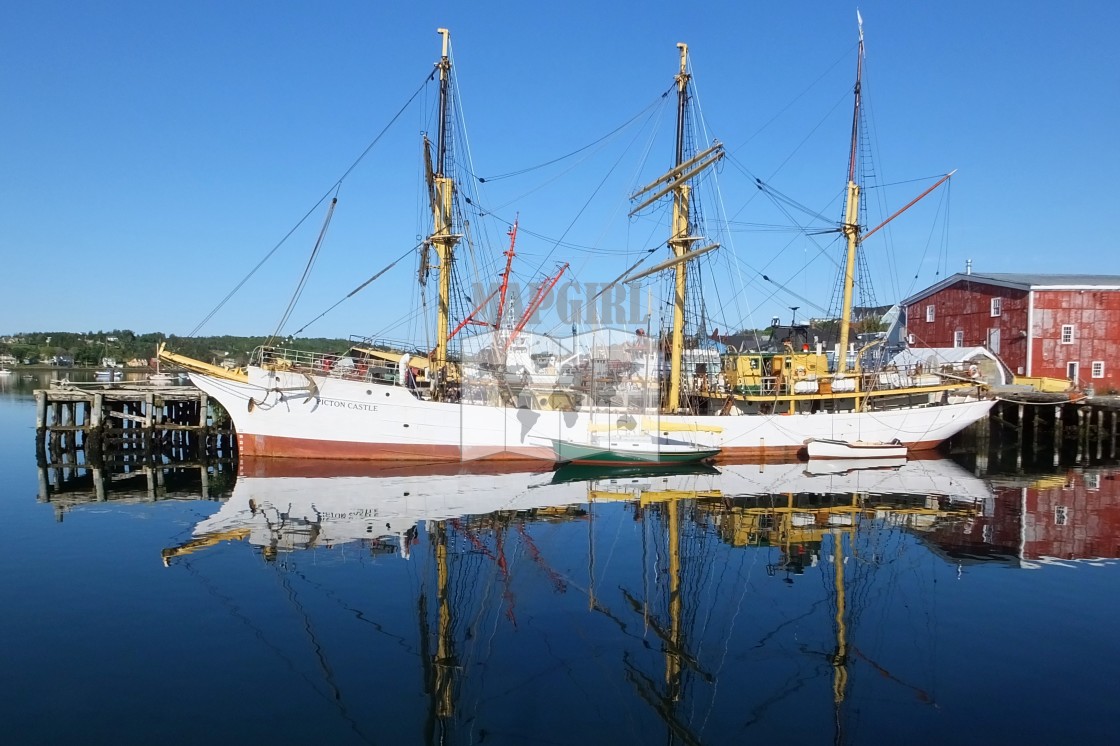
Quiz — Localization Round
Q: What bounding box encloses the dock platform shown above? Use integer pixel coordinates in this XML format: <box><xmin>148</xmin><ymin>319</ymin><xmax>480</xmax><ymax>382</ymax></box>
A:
<box><xmin>34</xmin><ymin>380</ymin><xmax>235</xmax><ymax>464</ymax></box>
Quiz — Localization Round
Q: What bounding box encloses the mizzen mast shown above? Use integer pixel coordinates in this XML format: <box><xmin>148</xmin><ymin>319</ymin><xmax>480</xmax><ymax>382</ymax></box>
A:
<box><xmin>835</xmin><ymin>15</ymin><xmax>864</xmax><ymax>376</ymax></box>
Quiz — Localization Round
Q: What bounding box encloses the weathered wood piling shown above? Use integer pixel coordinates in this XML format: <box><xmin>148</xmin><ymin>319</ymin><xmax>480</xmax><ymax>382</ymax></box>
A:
<box><xmin>34</xmin><ymin>381</ymin><xmax>236</xmax><ymax>469</ymax></box>
<box><xmin>36</xmin><ymin>459</ymin><xmax>236</xmax><ymax>520</ymax></box>
<box><xmin>955</xmin><ymin>392</ymin><xmax>1120</xmax><ymax>471</ymax></box>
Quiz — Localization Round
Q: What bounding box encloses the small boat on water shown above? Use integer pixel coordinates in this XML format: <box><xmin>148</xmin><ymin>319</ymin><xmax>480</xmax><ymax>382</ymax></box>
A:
<box><xmin>147</xmin><ymin>372</ymin><xmax>176</xmax><ymax>385</ymax></box>
<box><xmin>95</xmin><ymin>369</ymin><xmax>122</xmax><ymax>382</ymax></box>
<box><xmin>0</xmin><ymin>369</ymin><xmax>11</xmax><ymax>376</ymax></box>
<box><xmin>805</xmin><ymin>438</ymin><xmax>907</xmax><ymax>460</ymax></box>
<box><xmin>548</xmin><ymin>461</ymin><xmax>721</xmax><ymax>485</ymax></box>
<box><xmin>802</xmin><ymin>456</ymin><xmax>907</xmax><ymax>475</ymax></box>
<box><xmin>550</xmin><ymin>435</ymin><xmax>720</xmax><ymax>466</ymax></box>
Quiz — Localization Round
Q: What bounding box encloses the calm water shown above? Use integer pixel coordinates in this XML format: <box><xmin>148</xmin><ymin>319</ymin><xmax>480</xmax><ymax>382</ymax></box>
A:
<box><xmin>2</xmin><ymin>378</ymin><xmax>1119</xmax><ymax>744</ymax></box>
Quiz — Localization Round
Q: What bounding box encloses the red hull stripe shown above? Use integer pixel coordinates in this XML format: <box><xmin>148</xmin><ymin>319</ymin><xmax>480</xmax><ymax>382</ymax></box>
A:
<box><xmin>237</xmin><ymin>433</ymin><xmax>946</xmax><ymax>464</ymax></box>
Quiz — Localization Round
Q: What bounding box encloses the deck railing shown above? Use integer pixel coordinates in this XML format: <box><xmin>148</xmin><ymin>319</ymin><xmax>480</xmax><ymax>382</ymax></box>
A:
<box><xmin>250</xmin><ymin>346</ymin><xmax>401</xmax><ymax>385</ymax></box>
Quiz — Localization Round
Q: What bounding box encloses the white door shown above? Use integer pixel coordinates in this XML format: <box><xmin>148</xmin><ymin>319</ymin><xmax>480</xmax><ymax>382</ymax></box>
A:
<box><xmin>987</xmin><ymin>328</ymin><xmax>1001</xmax><ymax>354</ymax></box>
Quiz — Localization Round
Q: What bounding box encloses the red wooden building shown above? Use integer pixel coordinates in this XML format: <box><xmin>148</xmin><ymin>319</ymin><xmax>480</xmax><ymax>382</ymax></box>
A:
<box><xmin>902</xmin><ymin>273</ymin><xmax>1120</xmax><ymax>392</ymax></box>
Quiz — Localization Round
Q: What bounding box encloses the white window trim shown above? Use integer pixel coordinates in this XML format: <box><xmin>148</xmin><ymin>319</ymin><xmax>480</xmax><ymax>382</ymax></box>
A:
<box><xmin>1067</xmin><ymin>361</ymin><xmax>1079</xmax><ymax>382</ymax></box>
<box><xmin>991</xmin><ymin>297</ymin><xmax>1002</xmax><ymax>317</ymax></box>
<box><xmin>953</xmin><ymin>330</ymin><xmax>964</xmax><ymax>348</ymax></box>
<box><xmin>1060</xmin><ymin>324</ymin><xmax>1075</xmax><ymax>344</ymax></box>
<box><xmin>1091</xmin><ymin>361</ymin><xmax>1105</xmax><ymax>379</ymax></box>
<box><xmin>925</xmin><ymin>304</ymin><xmax>935</xmax><ymax>322</ymax></box>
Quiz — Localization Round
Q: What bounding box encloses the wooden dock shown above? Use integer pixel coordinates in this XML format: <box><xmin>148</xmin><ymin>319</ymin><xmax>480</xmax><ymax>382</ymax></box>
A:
<box><xmin>34</xmin><ymin>380</ymin><xmax>236</xmax><ymax>465</ymax></box>
<box><xmin>954</xmin><ymin>391</ymin><xmax>1120</xmax><ymax>472</ymax></box>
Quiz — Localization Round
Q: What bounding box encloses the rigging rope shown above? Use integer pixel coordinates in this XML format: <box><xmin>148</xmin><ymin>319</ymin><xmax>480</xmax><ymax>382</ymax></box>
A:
<box><xmin>288</xmin><ymin>242</ymin><xmax>423</xmax><ymax>337</ymax></box>
<box><xmin>473</xmin><ymin>86</ymin><xmax>675</xmax><ymax>183</ymax></box>
<box><xmin>269</xmin><ymin>194</ymin><xmax>338</xmax><ymax>344</ymax></box>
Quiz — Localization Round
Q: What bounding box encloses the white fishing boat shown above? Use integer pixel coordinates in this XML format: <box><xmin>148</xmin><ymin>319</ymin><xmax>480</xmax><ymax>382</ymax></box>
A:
<box><xmin>0</xmin><ymin>369</ymin><xmax>11</xmax><ymax>377</ymax></box>
<box><xmin>159</xmin><ymin>24</ymin><xmax>993</xmax><ymax>464</ymax></box>
<box><xmin>805</xmin><ymin>438</ymin><xmax>908</xmax><ymax>460</ymax></box>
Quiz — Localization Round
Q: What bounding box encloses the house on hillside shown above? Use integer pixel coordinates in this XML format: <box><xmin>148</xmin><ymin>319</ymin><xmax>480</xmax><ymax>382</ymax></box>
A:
<box><xmin>902</xmin><ymin>272</ymin><xmax>1120</xmax><ymax>391</ymax></box>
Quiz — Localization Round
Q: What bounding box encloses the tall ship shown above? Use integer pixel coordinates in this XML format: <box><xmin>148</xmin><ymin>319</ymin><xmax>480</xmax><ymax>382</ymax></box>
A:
<box><xmin>160</xmin><ymin>23</ymin><xmax>994</xmax><ymax>463</ymax></box>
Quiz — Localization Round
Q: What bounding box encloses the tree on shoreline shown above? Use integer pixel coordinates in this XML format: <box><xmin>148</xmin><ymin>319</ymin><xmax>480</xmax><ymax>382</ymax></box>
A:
<box><xmin>0</xmin><ymin>330</ymin><xmax>351</xmax><ymax>366</ymax></box>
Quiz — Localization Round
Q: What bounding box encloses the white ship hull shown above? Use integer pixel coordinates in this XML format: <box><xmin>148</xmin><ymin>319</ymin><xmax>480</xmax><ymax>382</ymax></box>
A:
<box><xmin>192</xmin><ymin>367</ymin><xmax>994</xmax><ymax>462</ymax></box>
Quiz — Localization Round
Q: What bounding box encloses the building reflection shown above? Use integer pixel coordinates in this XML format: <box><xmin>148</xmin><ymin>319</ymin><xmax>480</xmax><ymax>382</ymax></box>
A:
<box><xmin>922</xmin><ymin>469</ymin><xmax>1120</xmax><ymax>565</ymax></box>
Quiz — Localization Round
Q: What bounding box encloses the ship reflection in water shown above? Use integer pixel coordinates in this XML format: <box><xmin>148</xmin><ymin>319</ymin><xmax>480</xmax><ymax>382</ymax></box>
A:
<box><xmin>135</xmin><ymin>457</ymin><xmax>1114</xmax><ymax>743</ymax></box>
<box><xmin>34</xmin><ymin>456</ymin><xmax>1120</xmax><ymax>743</ymax></box>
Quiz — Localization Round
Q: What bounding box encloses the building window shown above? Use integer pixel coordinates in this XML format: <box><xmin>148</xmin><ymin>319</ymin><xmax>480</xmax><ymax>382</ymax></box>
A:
<box><xmin>1061</xmin><ymin>324</ymin><xmax>1075</xmax><ymax>344</ymax></box>
<box><xmin>991</xmin><ymin>297</ymin><xmax>1002</xmax><ymax>317</ymax></box>
<box><xmin>1092</xmin><ymin>361</ymin><xmax>1104</xmax><ymax>378</ymax></box>
<box><xmin>1086</xmin><ymin>473</ymin><xmax>1101</xmax><ymax>491</ymax></box>
<box><xmin>953</xmin><ymin>330</ymin><xmax>964</xmax><ymax>348</ymax></box>
<box><xmin>925</xmin><ymin>304</ymin><xmax>935</xmax><ymax>323</ymax></box>
<box><xmin>1054</xmin><ymin>506</ymin><xmax>1069</xmax><ymax>526</ymax></box>
<box><xmin>987</xmin><ymin>328</ymin><xmax>1001</xmax><ymax>354</ymax></box>
<box><xmin>1067</xmin><ymin>361</ymin><xmax>1079</xmax><ymax>382</ymax></box>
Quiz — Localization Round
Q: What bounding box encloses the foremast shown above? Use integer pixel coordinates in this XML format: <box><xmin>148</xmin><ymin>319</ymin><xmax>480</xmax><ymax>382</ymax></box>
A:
<box><xmin>836</xmin><ymin>18</ymin><xmax>864</xmax><ymax>376</ymax></box>
<box><xmin>426</xmin><ymin>27</ymin><xmax>462</xmax><ymax>396</ymax></box>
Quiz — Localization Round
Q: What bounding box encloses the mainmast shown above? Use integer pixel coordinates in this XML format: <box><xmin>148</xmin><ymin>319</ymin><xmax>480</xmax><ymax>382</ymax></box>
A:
<box><xmin>667</xmin><ymin>43</ymin><xmax>694</xmax><ymax>413</ymax></box>
<box><xmin>836</xmin><ymin>16</ymin><xmax>864</xmax><ymax>376</ymax></box>
<box><xmin>629</xmin><ymin>44</ymin><xmax>722</xmax><ymax>414</ymax></box>
<box><xmin>428</xmin><ymin>27</ymin><xmax>462</xmax><ymax>394</ymax></box>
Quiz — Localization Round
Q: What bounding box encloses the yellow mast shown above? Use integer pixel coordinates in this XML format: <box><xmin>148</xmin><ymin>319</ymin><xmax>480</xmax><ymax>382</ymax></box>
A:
<box><xmin>835</xmin><ymin>18</ymin><xmax>864</xmax><ymax>376</ymax></box>
<box><xmin>627</xmin><ymin>45</ymin><xmax>722</xmax><ymax>413</ymax></box>
<box><xmin>666</xmin><ymin>43</ymin><xmax>695</xmax><ymax>413</ymax></box>
<box><xmin>429</xmin><ymin>27</ymin><xmax>461</xmax><ymax>394</ymax></box>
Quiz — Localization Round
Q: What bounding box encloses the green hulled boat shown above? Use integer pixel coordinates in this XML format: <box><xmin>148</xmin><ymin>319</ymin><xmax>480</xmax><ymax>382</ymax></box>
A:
<box><xmin>549</xmin><ymin>436</ymin><xmax>720</xmax><ymax>466</ymax></box>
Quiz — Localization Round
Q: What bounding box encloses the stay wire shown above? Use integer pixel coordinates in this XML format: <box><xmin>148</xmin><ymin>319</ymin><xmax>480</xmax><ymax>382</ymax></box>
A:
<box><xmin>472</xmin><ymin>84</ymin><xmax>676</xmax><ymax>183</ymax></box>
<box><xmin>187</xmin><ymin>71</ymin><xmax>434</xmax><ymax>337</ymax></box>
<box><xmin>269</xmin><ymin>191</ymin><xmax>339</xmax><ymax>344</ymax></box>
<box><xmin>288</xmin><ymin>242</ymin><xmax>423</xmax><ymax>337</ymax></box>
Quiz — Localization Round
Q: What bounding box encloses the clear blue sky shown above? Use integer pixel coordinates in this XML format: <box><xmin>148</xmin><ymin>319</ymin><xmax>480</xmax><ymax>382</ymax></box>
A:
<box><xmin>3</xmin><ymin>1</ymin><xmax>1117</xmax><ymax>340</ymax></box>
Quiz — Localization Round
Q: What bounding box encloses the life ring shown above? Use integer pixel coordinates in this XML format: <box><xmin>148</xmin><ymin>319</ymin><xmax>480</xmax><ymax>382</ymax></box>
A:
<box><xmin>794</xmin><ymin>366</ymin><xmax>807</xmax><ymax>378</ymax></box>
<box><xmin>968</xmin><ymin>364</ymin><xmax>979</xmax><ymax>378</ymax></box>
